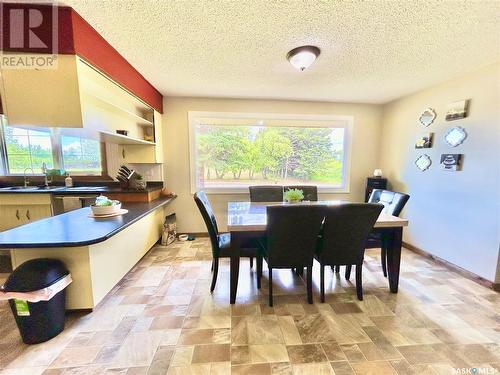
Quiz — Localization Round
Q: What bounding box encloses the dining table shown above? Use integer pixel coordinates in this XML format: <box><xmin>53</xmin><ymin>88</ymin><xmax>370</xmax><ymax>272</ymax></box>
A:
<box><xmin>227</xmin><ymin>201</ymin><xmax>409</xmax><ymax>304</ymax></box>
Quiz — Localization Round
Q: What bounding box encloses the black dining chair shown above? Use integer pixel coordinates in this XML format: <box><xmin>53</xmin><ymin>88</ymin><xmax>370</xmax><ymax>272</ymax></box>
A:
<box><xmin>256</xmin><ymin>205</ymin><xmax>325</xmax><ymax>306</ymax></box>
<box><xmin>284</xmin><ymin>185</ymin><xmax>318</xmax><ymax>201</ymax></box>
<box><xmin>249</xmin><ymin>185</ymin><xmax>284</xmax><ymax>202</ymax></box>
<box><xmin>194</xmin><ymin>191</ymin><xmax>257</xmax><ymax>292</ymax></box>
<box><xmin>367</xmin><ymin>189</ymin><xmax>410</xmax><ymax>277</ymax></box>
<box><xmin>333</xmin><ymin>189</ymin><xmax>410</xmax><ymax>278</ymax></box>
<box><xmin>315</xmin><ymin>203</ymin><xmax>383</xmax><ymax>302</ymax></box>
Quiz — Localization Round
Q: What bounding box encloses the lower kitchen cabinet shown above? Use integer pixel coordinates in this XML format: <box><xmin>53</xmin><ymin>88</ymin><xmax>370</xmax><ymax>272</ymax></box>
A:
<box><xmin>0</xmin><ymin>194</ymin><xmax>53</xmax><ymax>232</ymax></box>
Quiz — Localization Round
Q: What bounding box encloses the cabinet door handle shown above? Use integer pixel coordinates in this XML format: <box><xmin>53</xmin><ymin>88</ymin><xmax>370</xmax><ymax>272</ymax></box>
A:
<box><xmin>15</xmin><ymin>209</ymin><xmax>20</xmax><ymax>220</ymax></box>
<box><xmin>122</xmin><ymin>149</ymin><xmax>126</xmax><ymax>158</ymax></box>
<box><xmin>26</xmin><ymin>210</ymin><xmax>31</xmax><ymax>220</ymax></box>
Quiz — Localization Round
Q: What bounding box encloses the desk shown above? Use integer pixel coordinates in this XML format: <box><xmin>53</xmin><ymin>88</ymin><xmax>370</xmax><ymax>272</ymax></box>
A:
<box><xmin>227</xmin><ymin>201</ymin><xmax>408</xmax><ymax>304</ymax></box>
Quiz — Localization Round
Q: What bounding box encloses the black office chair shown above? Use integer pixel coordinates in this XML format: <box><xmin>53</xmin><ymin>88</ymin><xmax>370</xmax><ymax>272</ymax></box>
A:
<box><xmin>284</xmin><ymin>185</ymin><xmax>318</xmax><ymax>201</ymax></box>
<box><xmin>367</xmin><ymin>189</ymin><xmax>409</xmax><ymax>277</ymax></box>
<box><xmin>194</xmin><ymin>191</ymin><xmax>257</xmax><ymax>292</ymax></box>
<box><xmin>315</xmin><ymin>203</ymin><xmax>383</xmax><ymax>302</ymax></box>
<box><xmin>256</xmin><ymin>205</ymin><xmax>325</xmax><ymax>306</ymax></box>
<box><xmin>249</xmin><ymin>185</ymin><xmax>283</xmax><ymax>202</ymax></box>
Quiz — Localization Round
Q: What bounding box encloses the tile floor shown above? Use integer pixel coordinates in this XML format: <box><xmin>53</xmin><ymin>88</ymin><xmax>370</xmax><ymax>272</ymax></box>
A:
<box><xmin>0</xmin><ymin>238</ymin><xmax>499</xmax><ymax>374</ymax></box>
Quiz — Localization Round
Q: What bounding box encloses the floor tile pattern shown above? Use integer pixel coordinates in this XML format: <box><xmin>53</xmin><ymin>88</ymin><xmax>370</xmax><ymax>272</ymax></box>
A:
<box><xmin>0</xmin><ymin>238</ymin><xmax>499</xmax><ymax>374</ymax></box>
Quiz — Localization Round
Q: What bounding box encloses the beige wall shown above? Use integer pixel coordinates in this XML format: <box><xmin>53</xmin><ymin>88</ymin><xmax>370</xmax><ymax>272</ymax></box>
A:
<box><xmin>380</xmin><ymin>63</ymin><xmax>500</xmax><ymax>282</ymax></box>
<box><xmin>163</xmin><ymin>97</ymin><xmax>382</xmax><ymax>233</ymax></box>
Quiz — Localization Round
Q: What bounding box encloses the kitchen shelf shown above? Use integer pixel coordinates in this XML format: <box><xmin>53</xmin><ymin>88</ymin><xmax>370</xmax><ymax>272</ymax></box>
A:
<box><xmin>99</xmin><ymin>131</ymin><xmax>156</xmax><ymax>146</ymax></box>
<box><xmin>84</xmin><ymin>91</ymin><xmax>154</xmax><ymax>127</ymax></box>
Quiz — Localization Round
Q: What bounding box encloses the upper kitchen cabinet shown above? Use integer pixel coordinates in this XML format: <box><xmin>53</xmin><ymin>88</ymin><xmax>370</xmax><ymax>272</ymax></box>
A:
<box><xmin>0</xmin><ymin>55</ymin><xmax>83</xmax><ymax>128</ymax></box>
<box><xmin>0</xmin><ymin>3</ymin><xmax>163</xmax><ymax>153</ymax></box>
<box><xmin>119</xmin><ymin>111</ymin><xmax>164</xmax><ymax>164</ymax></box>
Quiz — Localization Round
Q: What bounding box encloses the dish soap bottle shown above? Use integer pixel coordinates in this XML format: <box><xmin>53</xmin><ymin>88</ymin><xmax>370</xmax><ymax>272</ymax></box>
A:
<box><xmin>65</xmin><ymin>174</ymin><xmax>73</xmax><ymax>188</ymax></box>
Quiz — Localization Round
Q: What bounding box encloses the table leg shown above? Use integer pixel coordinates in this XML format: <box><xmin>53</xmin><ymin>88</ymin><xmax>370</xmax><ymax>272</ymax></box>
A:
<box><xmin>230</xmin><ymin>233</ymin><xmax>241</xmax><ymax>304</ymax></box>
<box><xmin>386</xmin><ymin>227</ymin><xmax>402</xmax><ymax>293</ymax></box>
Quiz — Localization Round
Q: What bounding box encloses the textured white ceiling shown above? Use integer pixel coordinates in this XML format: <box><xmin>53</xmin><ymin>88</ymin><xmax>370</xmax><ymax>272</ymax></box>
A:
<box><xmin>59</xmin><ymin>0</ymin><xmax>499</xmax><ymax>104</ymax></box>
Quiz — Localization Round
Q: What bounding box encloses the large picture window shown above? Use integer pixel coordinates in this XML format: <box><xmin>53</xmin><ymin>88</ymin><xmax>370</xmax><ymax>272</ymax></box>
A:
<box><xmin>0</xmin><ymin>119</ymin><xmax>103</xmax><ymax>176</ymax></box>
<box><xmin>189</xmin><ymin>112</ymin><xmax>352</xmax><ymax>193</ymax></box>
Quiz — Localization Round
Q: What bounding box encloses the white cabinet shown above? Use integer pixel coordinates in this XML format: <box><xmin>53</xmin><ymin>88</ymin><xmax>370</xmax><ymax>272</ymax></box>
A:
<box><xmin>0</xmin><ymin>194</ymin><xmax>53</xmax><ymax>232</ymax></box>
<box><xmin>118</xmin><ymin>111</ymin><xmax>163</xmax><ymax>164</ymax></box>
<box><xmin>0</xmin><ymin>55</ymin><xmax>163</xmax><ymax>162</ymax></box>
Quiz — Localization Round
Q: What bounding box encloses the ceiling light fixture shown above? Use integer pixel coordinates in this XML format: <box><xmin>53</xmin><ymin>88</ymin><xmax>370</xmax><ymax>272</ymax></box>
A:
<box><xmin>286</xmin><ymin>45</ymin><xmax>320</xmax><ymax>71</ymax></box>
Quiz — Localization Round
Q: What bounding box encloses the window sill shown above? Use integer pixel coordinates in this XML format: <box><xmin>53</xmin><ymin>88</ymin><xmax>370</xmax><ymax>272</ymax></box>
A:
<box><xmin>193</xmin><ymin>186</ymin><xmax>350</xmax><ymax>195</ymax></box>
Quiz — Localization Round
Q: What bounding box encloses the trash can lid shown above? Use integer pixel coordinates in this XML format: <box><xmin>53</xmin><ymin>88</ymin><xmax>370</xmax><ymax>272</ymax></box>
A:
<box><xmin>3</xmin><ymin>258</ymin><xmax>69</xmax><ymax>293</ymax></box>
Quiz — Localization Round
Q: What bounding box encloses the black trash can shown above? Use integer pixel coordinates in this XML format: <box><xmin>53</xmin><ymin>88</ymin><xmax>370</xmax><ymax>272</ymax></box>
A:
<box><xmin>2</xmin><ymin>258</ymin><xmax>69</xmax><ymax>344</ymax></box>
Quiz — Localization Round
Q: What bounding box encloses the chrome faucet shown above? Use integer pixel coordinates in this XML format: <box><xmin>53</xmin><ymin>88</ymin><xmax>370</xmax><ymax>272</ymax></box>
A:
<box><xmin>23</xmin><ymin>167</ymin><xmax>35</xmax><ymax>187</ymax></box>
<box><xmin>41</xmin><ymin>163</ymin><xmax>50</xmax><ymax>187</ymax></box>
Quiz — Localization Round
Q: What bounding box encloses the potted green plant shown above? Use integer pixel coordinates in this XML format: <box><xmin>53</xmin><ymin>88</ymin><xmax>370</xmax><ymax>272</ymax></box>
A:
<box><xmin>134</xmin><ymin>174</ymin><xmax>147</xmax><ymax>190</ymax></box>
<box><xmin>283</xmin><ymin>188</ymin><xmax>304</xmax><ymax>203</ymax></box>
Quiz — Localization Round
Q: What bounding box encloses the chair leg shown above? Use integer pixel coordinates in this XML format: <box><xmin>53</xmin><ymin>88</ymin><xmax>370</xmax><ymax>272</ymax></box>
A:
<box><xmin>381</xmin><ymin>246</ymin><xmax>387</xmax><ymax>277</ymax></box>
<box><xmin>256</xmin><ymin>254</ymin><xmax>262</xmax><ymax>289</ymax></box>
<box><xmin>268</xmin><ymin>267</ymin><xmax>273</xmax><ymax>307</ymax></box>
<box><xmin>320</xmin><ymin>264</ymin><xmax>325</xmax><ymax>303</ymax></box>
<box><xmin>307</xmin><ymin>266</ymin><xmax>313</xmax><ymax>304</ymax></box>
<box><xmin>356</xmin><ymin>263</ymin><xmax>363</xmax><ymax>301</ymax></box>
<box><xmin>211</xmin><ymin>259</ymin><xmax>214</xmax><ymax>272</ymax></box>
<box><xmin>345</xmin><ymin>265</ymin><xmax>352</xmax><ymax>280</ymax></box>
<box><xmin>210</xmin><ymin>258</ymin><xmax>219</xmax><ymax>293</ymax></box>
<box><xmin>249</xmin><ymin>256</ymin><xmax>254</xmax><ymax>269</ymax></box>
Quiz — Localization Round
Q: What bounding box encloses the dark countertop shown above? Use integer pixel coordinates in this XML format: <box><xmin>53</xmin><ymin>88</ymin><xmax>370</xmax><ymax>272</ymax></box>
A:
<box><xmin>0</xmin><ymin>196</ymin><xmax>175</xmax><ymax>248</ymax></box>
<box><xmin>0</xmin><ymin>184</ymin><xmax>163</xmax><ymax>195</ymax></box>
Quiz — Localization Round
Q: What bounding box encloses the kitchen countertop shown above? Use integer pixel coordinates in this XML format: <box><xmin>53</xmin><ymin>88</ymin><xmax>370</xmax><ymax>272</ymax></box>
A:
<box><xmin>0</xmin><ymin>196</ymin><xmax>175</xmax><ymax>248</ymax></box>
<box><xmin>0</xmin><ymin>184</ymin><xmax>163</xmax><ymax>194</ymax></box>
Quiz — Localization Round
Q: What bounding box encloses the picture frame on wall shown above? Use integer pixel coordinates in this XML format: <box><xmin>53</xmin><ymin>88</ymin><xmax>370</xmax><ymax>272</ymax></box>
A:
<box><xmin>415</xmin><ymin>133</ymin><xmax>433</xmax><ymax>148</ymax></box>
<box><xmin>440</xmin><ymin>154</ymin><xmax>462</xmax><ymax>171</ymax></box>
<box><xmin>445</xmin><ymin>100</ymin><xmax>469</xmax><ymax>121</ymax></box>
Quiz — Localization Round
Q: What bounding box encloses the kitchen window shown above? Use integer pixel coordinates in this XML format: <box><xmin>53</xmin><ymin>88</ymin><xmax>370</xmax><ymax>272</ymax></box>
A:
<box><xmin>188</xmin><ymin>111</ymin><xmax>352</xmax><ymax>193</ymax></box>
<box><xmin>61</xmin><ymin>135</ymin><xmax>102</xmax><ymax>175</ymax></box>
<box><xmin>0</xmin><ymin>117</ymin><xmax>104</xmax><ymax>176</ymax></box>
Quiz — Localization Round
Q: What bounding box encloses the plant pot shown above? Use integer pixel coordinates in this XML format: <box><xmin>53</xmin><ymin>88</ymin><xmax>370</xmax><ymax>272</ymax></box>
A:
<box><xmin>134</xmin><ymin>180</ymin><xmax>147</xmax><ymax>190</ymax></box>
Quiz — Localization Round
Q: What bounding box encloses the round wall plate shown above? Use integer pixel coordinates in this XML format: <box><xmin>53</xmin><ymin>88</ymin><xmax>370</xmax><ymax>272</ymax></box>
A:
<box><xmin>415</xmin><ymin>154</ymin><xmax>432</xmax><ymax>171</ymax></box>
<box><xmin>444</xmin><ymin>126</ymin><xmax>467</xmax><ymax>147</ymax></box>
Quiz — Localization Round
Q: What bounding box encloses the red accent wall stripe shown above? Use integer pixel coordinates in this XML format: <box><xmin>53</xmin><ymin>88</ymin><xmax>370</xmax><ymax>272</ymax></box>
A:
<box><xmin>1</xmin><ymin>3</ymin><xmax>163</xmax><ymax>113</ymax></box>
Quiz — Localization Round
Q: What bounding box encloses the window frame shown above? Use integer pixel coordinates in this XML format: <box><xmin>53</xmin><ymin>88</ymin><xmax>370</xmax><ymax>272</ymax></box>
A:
<box><xmin>188</xmin><ymin>111</ymin><xmax>353</xmax><ymax>194</ymax></box>
<box><xmin>0</xmin><ymin>117</ymin><xmax>105</xmax><ymax>176</ymax></box>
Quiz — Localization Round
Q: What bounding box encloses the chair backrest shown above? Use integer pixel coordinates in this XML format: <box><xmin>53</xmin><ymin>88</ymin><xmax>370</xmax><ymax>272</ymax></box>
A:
<box><xmin>193</xmin><ymin>191</ymin><xmax>219</xmax><ymax>257</ymax></box>
<box><xmin>266</xmin><ymin>205</ymin><xmax>325</xmax><ymax>267</ymax></box>
<box><xmin>368</xmin><ymin>189</ymin><xmax>409</xmax><ymax>217</ymax></box>
<box><xmin>249</xmin><ymin>185</ymin><xmax>283</xmax><ymax>202</ymax></box>
<box><xmin>317</xmin><ymin>203</ymin><xmax>383</xmax><ymax>265</ymax></box>
<box><xmin>284</xmin><ymin>185</ymin><xmax>318</xmax><ymax>201</ymax></box>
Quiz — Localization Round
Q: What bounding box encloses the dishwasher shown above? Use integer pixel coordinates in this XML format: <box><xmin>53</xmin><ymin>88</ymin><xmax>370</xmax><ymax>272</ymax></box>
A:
<box><xmin>52</xmin><ymin>194</ymin><xmax>100</xmax><ymax>215</ymax></box>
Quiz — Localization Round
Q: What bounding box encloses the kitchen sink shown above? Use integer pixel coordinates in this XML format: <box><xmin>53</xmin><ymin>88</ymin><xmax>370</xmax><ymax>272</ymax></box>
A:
<box><xmin>0</xmin><ymin>186</ymin><xmax>65</xmax><ymax>191</ymax></box>
<box><xmin>0</xmin><ymin>186</ymin><xmax>34</xmax><ymax>190</ymax></box>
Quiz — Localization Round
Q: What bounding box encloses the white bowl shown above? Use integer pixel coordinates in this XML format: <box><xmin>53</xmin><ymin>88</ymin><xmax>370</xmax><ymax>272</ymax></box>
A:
<box><xmin>90</xmin><ymin>202</ymin><xmax>121</xmax><ymax>216</ymax></box>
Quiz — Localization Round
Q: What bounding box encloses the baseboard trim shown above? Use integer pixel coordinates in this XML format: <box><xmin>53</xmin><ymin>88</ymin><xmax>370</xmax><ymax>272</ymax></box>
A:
<box><xmin>402</xmin><ymin>241</ymin><xmax>499</xmax><ymax>292</ymax></box>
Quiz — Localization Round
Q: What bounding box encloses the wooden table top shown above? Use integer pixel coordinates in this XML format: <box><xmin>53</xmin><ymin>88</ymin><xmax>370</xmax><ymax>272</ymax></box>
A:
<box><xmin>227</xmin><ymin>201</ymin><xmax>409</xmax><ymax>232</ymax></box>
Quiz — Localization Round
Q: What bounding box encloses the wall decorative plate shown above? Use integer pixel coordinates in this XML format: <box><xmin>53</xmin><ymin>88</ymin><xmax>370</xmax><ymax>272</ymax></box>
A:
<box><xmin>446</xmin><ymin>100</ymin><xmax>469</xmax><ymax>121</ymax></box>
<box><xmin>440</xmin><ymin>154</ymin><xmax>462</xmax><ymax>171</ymax></box>
<box><xmin>419</xmin><ymin>108</ymin><xmax>436</xmax><ymax>127</ymax></box>
<box><xmin>444</xmin><ymin>126</ymin><xmax>467</xmax><ymax>147</ymax></box>
<box><xmin>415</xmin><ymin>154</ymin><xmax>432</xmax><ymax>171</ymax></box>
